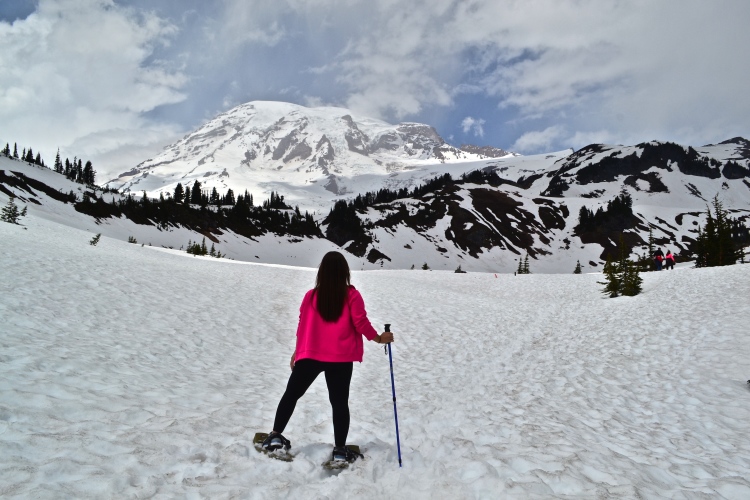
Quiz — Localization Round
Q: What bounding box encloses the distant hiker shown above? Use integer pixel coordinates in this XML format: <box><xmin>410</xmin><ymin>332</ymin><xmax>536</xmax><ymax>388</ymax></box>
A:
<box><xmin>261</xmin><ymin>251</ymin><xmax>394</xmax><ymax>464</ymax></box>
<box><xmin>654</xmin><ymin>248</ymin><xmax>665</xmax><ymax>271</ymax></box>
<box><xmin>664</xmin><ymin>250</ymin><xmax>675</xmax><ymax>270</ymax></box>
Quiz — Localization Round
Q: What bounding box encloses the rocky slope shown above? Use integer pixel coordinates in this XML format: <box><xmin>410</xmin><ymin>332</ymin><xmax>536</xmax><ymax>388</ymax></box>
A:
<box><xmin>7</xmin><ymin>101</ymin><xmax>750</xmax><ymax>273</ymax></box>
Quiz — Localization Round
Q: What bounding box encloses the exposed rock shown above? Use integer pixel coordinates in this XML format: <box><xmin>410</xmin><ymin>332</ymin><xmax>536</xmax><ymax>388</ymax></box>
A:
<box><xmin>460</xmin><ymin>144</ymin><xmax>511</xmax><ymax>158</ymax></box>
<box><xmin>283</xmin><ymin>141</ymin><xmax>313</xmax><ymax>163</ymax></box>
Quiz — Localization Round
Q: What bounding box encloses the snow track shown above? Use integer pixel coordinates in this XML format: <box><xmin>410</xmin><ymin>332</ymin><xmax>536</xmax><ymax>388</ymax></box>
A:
<box><xmin>1</xmin><ymin>215</ymin><xmax>750</xmax><ymax>498</ymax></box>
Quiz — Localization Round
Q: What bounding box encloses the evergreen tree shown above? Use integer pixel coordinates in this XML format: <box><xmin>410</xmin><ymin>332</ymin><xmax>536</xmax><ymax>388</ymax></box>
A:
<box><xmin>599</xmin><ymin>235</ymin><xmax>642</xmax><ymax>298</ymax></box>
<box><xmin>183</xmin><ymin>186</ymin><xmax>191</xmax><ymax>204</ymax></box>
<box><xmin>621</xmin><ymin>260</ymin><xmax>643</xmax><ymax>296</ymax></box>
<box><xmin>224</xmin><ymin>188</ymin><xmax>235</xmax><ymax>206</ymax></box>
<box><xmin>692</xmin><ymin>195</ymin><xmax>740</xmax><ymax>267</ymax></box>
<box><xmin>516</xmin><ymin>258</ymin><xmax>523</xmax><ymax>275</ymax></box>
<box><xmin>599</xmin><ymin>254</ymin><xmax>620</xmax><ymax>298</ymax></box>
<box><xmin>574</xmin><ymin>260</ymin><xmax>582</xmax><ymax>274</ymax></box>
<box><xmin>83</xmin><ymin>161</ymin><xmax>95</xmax><ymax>185</ymax></box>
<box><xmin>76</xmin><ymin>159</ymin><xmax>83</xmax><ymax>183</ymax></box>
<box><xmin>13</xmin><ymin>143</ymin><xmax>18</xmax><ymax>158</ymax></box>
<box><xmin>191</xmin><ymin>180</ymin><xmax>203</xmax><ymax>205</ymax></box>
<box><xmin>54</xmin><ymin>149</ymin><xmax>62</xmax><ymax>173</ymax></box>
<box><xmin>523</xmin><ymin>253</ymin><xmax>530</xmax><ymax>274</ymax></box>
<box><xmin>34</xmin><ymin>152</ymin><xmax>42</xmax><ymax>166</ymax></box>
<box><xmin>90</xmin><ymin>233</ymin><xmax>102</xmax><ymax>246</ymax></box>
<box><xmin>1</xmin><ymin>197</ymin><xmax>22</xmax><ymax>224</ymax></box>
<box><xmin>422</xmin><ymin>262</ymin><xmax>430</xmax><ymax>270</ymax></box>
<box><xmin>2</xmin><ymin>143</ymin><xmax>9</xmax><ymax>156</ymax></box>
<box><xmin>173</xmin><ymin>183</ymin><xmax>184</xmax><ymax>202</ymax></box>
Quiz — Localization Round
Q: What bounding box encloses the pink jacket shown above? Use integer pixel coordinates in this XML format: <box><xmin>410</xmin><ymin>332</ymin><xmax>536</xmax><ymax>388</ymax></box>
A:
<box><xmin>295</xmin><ymin>286</ymin><xmax>378</xmax><ymax>363</ymax></box>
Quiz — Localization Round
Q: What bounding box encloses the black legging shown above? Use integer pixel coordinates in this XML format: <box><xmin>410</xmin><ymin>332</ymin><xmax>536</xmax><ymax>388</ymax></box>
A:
<box><xmin>273</xmin><ymin>359</ymin><xmax>353</xmax><ymax>447</ymax></box>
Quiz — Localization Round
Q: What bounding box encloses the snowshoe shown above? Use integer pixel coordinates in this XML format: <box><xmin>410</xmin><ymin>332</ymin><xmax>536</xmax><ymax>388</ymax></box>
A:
<box><xmin>323</xmin><ymin>445</ymin><xmax>363</xmax><ymax>470</ymax></box>
<box><xmin>253</xmin><ymin>432</ymin><xmax>293</xmax><ymax>462</ymax></box>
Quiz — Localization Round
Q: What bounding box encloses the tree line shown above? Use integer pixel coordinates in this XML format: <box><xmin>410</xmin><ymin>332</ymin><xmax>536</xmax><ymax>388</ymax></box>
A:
<box><xmin>2</xmin><ymin>142</ymin><xmax>96</xmax><ymax>186</ymax></box>
<box><xmin>576</xmin><ymin>191</ymin><xmax>634</xmax><ymax>233</ymax></box>
<box><xmin>325</xmin><ymin>169</ymin><xmax>507</xmax><ymax>241</ymax></box>
<box><xmin>77</xmin><ymin>179</ymin><xmax>321</xmax><ymax>240</ymax></box>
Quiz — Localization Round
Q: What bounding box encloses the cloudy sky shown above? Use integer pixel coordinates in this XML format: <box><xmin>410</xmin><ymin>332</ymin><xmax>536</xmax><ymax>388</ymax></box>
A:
<box><xmin>1</xmin><ymin>0</ymin><xmax>749</xmax><ymax>178</ymax></box>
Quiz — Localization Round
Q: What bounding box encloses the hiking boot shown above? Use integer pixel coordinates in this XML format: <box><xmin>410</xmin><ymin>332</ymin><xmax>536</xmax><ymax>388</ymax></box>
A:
<box><xmin>262</xmin><ymin>432</ymin><xmax>291</xmax><ymax>451</ymax></box>
<box><xmin>332</xmin><ymin>446</ymin><xmax>362</xmax><ymax>463</ymax></box>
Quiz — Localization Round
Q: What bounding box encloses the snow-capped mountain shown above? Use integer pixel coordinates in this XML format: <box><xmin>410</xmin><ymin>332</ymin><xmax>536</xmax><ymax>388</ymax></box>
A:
<box><xmin>4</xmin><ymin>101</ymin><xmax>750</xmax><ymax>273</ymax></box>
<box><xmin>111</xmin><ymin>101</ymin><xmax>494</xmax><ymax>213</ymax></box>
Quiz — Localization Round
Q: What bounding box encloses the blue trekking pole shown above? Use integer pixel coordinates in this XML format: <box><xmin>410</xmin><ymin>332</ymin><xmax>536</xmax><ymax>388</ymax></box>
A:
<box><xmin>384</xmin><ymin>324</ymin><xmax>402</xmax><ymax>467</ymax></box>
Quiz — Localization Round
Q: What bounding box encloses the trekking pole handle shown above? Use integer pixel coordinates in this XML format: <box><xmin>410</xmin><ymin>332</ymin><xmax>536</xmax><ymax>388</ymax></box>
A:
<box><xmin>384</xmin><ymin>323</ymin><xmax>391</xmax><ymax>354</ymax></box>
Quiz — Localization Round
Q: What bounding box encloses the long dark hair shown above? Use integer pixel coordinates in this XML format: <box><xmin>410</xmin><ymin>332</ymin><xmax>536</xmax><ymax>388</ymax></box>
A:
<box><xmin>314</xmin><ymin>251</ymin><xmax>351</xmax><ymax>322</ymax></box>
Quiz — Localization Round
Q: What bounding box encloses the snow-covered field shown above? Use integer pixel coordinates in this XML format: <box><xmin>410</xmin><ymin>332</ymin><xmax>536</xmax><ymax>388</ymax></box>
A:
<box><xmin>2</xmin><ymin>214</ymin><xmax>750</xmax><ymax>498</ymax></box>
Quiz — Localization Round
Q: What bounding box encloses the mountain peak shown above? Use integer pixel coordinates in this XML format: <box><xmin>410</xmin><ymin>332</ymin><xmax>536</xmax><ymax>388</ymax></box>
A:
<box><xmin>111</xmin><ymin>100</ymin><xmax>488</xmax><ymax>204</ymax></box>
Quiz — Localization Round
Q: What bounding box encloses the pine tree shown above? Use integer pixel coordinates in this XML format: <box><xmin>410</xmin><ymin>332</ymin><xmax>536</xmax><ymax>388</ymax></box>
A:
<box><xmin>1</xmin><ymin>197</ymin><xmax>22</xmax><ymax>224</ymax></box>
<box><xmin>191</xmin><ymin>180</ymin><xmax>203</xmax><ymax>205</ymax></box>
<box><xmin>224</xmin><ymin>188</ymin><xmax>235</xmax><ymax>206</ymax></box>
<box><xmin>599</xmin><ymin>235</ymin><xmax>642</xmax><ymax>298</ymax></box>
<box><xmin>173</xmin><ymin>183</ymin><xmax>184</xmax><ymax>203</ymax></box>
<box><xmin>54</xmin><ymin>149</ymin><xmax>62</xmax><ymax>173</ymax></box>
<box><xmin>422</xmin><ymin>262</ymin><xmax>430</xmax><ymax>270</ymax></box>
<box><xmin>75</xmin><ymin>159</ymin><xmax>83</xmax><ymax>183</ymax></box>
<box><xmin>599</xmin><ymin>254</ymin><xmax>620</xmax><ymax>298</ymax></box>
<box><xmin>574</xmin><ymin>260</ymin><xmax>582</xmax><ymax>274</ymax></box>
<box><xmin>692</xmin><ymin>196</ymin><xmax>739</xmax><ymax>267</ymax></box>
<box><xmin>83</xmin><ymin>161</ymin><xmax>95</xmax><ymax>185</ymax></box>
<box><xmin>516</xmin><ymin>259</ymin><xmax>523</xmax><ymax>275</ymax></box>
<box><xmin>90</xmin><ymin>233</ymin><xmax>102</xmax><ymax>246</ymax></box>
<box><xmin>1</xmin><ymin>197</ymin><xmax>19</xmax><ymax>223</ymax></box>
<box><xmin>621</xmin><ymin>260</ymin><xmax>643</xmax><ymax>296</ymax></box>
<box><xmin>13</xmin><ymin>143</ymin><xmax>18</xmax><ymax>158</ymax></box>
<box><xmin>522</xmin><ymin>253</ymin><xmax>530</xmax><ymax>274</ymax></box>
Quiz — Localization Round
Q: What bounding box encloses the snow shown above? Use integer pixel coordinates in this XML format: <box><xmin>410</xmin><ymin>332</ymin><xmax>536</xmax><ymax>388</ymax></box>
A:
<box><xmin>2</xmin><ymin>209</ymin><xmax>750</xmax><ymax>498</ymax></box>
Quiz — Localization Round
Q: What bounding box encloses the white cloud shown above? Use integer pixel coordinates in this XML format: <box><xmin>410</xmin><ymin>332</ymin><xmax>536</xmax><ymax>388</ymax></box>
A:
<box><xmin>4</xmin><ymin>0</ymin><xmax>750</xmax><ymax>169</ymax></box>
<box><xmin>461</xmin><ymin>116</ymin><xmax>486</xmax><ymax>138</ymax></box>
<box><xmin>0</xmin><ymin>0</ymin><xmax>187</xmax><ymax>176</ymax></box>
<box><xmin>511</xmin><ymin>126</ymin><xmax>565</xmax><ymax>153</ymax></box>
<box><xmin>217</xmin><ymin>0</ymin><xmax>750</xmax><ymax>148</ymax></box>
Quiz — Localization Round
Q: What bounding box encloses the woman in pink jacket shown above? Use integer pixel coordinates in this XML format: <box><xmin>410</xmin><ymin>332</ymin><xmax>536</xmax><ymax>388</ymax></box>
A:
<box><xmin>261</xmin><ymin>251</ymin><xmax>394</xmax><ymax>463</ymax></box>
